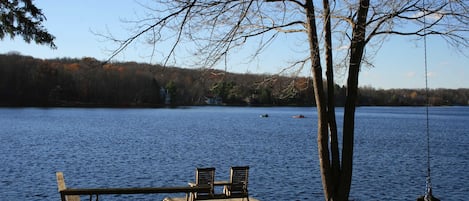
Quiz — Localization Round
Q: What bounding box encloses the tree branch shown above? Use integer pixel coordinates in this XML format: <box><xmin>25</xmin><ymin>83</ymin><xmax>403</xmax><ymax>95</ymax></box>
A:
<box><xmin>104</xmin><ymin>3</ymin><xmax>192</xmax><ymax>64</ymax></box>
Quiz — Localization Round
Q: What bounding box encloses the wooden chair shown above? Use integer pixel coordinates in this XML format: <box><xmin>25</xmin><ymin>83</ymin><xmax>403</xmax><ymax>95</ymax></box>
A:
<box><xmin>188</xmin><ymin>167</ymin><xmax>215</xmax><ymax>200</ymax></box>
<box><xmin>56</xmin><ymin>172</ymin><xmax>81</xmax><ymax>201</ymax></box>
<box><xmin>224</xmin><ymin>166</ymin><xmax>249</xmax><ymax>201</ymax></box>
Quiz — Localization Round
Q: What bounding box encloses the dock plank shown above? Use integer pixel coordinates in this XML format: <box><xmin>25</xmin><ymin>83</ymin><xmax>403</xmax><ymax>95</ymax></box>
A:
<box><xmin>163</xmin><ymin>197</ymin><xmax>259</xmax><ymax>201</ymax></box>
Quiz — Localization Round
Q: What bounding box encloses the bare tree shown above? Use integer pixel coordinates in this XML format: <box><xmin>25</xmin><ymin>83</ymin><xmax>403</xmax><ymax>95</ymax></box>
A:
<box><xmin>105</xmin><ymin>0</ymin><xmax>468</xmax><ymax>200</ymax></box>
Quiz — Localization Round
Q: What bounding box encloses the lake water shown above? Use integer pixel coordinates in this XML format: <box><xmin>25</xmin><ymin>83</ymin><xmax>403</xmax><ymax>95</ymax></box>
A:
<box><xmin>0</xmin><ymin>106</ymin><xmax>467</xmax><ymax>201</ymax></box>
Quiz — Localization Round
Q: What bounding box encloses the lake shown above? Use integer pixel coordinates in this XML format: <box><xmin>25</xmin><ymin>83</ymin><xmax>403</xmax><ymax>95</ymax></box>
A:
<box><xmin>0</xmin><ymin>106</ymin><xmax>467</xmax><ymax>201</ymax></box>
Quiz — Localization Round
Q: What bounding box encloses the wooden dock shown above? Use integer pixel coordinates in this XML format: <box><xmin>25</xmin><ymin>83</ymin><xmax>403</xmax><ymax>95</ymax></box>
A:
<box><xmin>164</xmin><ymin>197</ymin><xmax>259</xmax><ymax>201</ymax></box>
<box><xmin>56</xmin><ymin>172</ymin><xmax>260</xmax><ymax>201</ymax></box>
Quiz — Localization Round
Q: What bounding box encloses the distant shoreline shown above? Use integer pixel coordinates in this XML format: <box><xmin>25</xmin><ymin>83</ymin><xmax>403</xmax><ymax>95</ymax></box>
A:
<box><xmin>1</xmin><ymin>54</ymin><xmax>467</xmax><ymax>107</ymax></box>
<box><xmin>1</xmin><ymin>104</ymin><xmax>467</xmax><ymax>108</ymax></box>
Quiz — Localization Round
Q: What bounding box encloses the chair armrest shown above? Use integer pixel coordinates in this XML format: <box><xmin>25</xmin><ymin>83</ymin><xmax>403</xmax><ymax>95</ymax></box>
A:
<box><xmin>188</xmin><ymin>182</ymin><xmax>196</xmax><ymax>187</ymax></box>
<box><xmin>213</xmin><ymin>181</ymin><xmax>230</xmax><ymax>185</ymax></box>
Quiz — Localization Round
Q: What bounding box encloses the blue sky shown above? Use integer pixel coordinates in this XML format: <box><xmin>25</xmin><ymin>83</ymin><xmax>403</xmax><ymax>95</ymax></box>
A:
<box><xmin>2</xmin><ymin>0</ymin><xmax>467</xmax><ymax>89</ymax></box>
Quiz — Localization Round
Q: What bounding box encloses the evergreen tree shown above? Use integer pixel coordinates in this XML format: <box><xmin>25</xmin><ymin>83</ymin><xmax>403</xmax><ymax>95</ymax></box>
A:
<box><xmin>0</xmin><ymin>0</ymin><xmax>55</xmax><ymax>48</ymax></box>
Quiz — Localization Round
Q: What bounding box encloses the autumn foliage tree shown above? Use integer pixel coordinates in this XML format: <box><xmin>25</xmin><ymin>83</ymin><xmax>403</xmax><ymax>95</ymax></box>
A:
<box><xmin>104</xmin><ymin>0</ymin><xmax>468</xmax><ymax>200</ymax></box>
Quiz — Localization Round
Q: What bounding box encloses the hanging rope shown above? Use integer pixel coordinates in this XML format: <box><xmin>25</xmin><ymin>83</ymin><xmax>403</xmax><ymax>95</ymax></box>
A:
<box><xmin>423</xmin><ymin>8</ymin><xmax>433</xmax><ymax>201</ymax></box>
<box><xmin>417</xmin><ymin>1</ymin><xmax>441</xmax><ymax>200</ymax></box>
<box><xmin>422</xmin><ymin>0</ymin><xmax>436</xmax><ymax>200</ymax></box>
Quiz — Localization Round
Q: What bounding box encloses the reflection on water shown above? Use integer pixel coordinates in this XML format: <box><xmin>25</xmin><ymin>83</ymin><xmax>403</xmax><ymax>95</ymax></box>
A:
<box><xmin>0</xmin><ymin>106</ymin><xmax>467</xmax><ymax>200</ymax></box>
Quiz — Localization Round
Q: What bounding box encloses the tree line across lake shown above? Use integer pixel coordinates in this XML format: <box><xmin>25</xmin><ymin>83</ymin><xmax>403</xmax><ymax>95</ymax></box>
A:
<box><xmin>0</xmin><ymin>53</ymin><xmax>467</xmax><ymax>107</ymax></box>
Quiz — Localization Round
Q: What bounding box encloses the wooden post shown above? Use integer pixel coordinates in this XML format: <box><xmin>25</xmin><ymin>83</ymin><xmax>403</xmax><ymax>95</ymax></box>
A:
<box><xmin>56</xmin><ymin>172</ymin><xmax>81</xmax><ymax>201</ymax></box>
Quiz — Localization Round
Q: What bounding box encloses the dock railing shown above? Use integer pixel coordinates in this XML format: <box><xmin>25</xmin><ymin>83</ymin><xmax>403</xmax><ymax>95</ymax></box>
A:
<box><xmin>56</xmin><ymin>172</ymin><xmax>209</xmax><ymax>201</ymax></box>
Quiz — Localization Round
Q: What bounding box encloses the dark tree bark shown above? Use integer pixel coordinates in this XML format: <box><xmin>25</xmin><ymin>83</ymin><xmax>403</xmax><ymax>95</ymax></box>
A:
<box><xmin>304</xmin><ymin>1</ymin><xmax>332</xmax><ymax>199</ymax></box>
<box><xmin>338</xmin><ymin>1</ymin><xmax>370</xmax><ymax>200</ymax></box>
<box><xmin>322</xmin><ymin>0</ymin><xmax>341</xmax><ymax>197</ymax></box>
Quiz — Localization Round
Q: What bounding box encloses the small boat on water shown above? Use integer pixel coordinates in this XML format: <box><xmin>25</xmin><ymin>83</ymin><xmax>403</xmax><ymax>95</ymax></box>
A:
<box><xmin>260</xmin><ymin>114</ymin><xmax>269</xmax><ymax>118</ymax></box>
<box><xmin>292</xmin><ymin>114</ymin><xmax>305</xmax><ymax>118</ymax></box>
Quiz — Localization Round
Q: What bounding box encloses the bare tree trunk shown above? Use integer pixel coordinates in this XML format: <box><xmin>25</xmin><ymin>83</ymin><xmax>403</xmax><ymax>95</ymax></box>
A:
<box><xmin>338</xmin><ymin>0</ymin><xmax>370</xmax><ymax>200</ymax></box>
<box><xmin>304</xmin><ymin>0</ymin><xmax>332</xmax><ymax>200</ymax></box>
<box><xmin>308</xmin><ymin>0</ymin><xmax>369</xmax><ymax>199</ymax></box>
<box><xmin>322</xmin><ymin>0</ymin><xmax>341</xmax><ymax>197</ymax></box>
